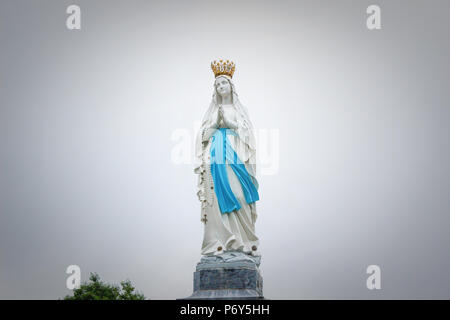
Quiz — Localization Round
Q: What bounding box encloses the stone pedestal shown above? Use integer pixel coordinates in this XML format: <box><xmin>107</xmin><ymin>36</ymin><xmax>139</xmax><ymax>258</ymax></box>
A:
<box><xmin>184</xmin><ymin>251</ymin><xmax>264</xmax><ymax>300</ymax></box>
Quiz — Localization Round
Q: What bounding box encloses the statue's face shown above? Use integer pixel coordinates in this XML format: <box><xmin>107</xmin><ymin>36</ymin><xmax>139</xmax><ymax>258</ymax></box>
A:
<box><xmin>215</xmin><ymin>77</ymin><xmax>231</xmax><ymax>97</ymax></box>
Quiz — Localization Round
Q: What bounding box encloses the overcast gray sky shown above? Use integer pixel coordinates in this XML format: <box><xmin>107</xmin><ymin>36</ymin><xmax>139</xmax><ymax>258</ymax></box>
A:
<box><xmin>1</xmin><ymin>0</ymin><xmax>450</xmax><ymax>299</ymax></box>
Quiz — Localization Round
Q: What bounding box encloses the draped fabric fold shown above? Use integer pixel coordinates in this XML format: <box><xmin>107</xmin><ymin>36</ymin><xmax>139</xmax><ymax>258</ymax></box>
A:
<box><xmin>210</xmin><ymin>128</ymin><xmax>259</xmax><ymax>214</ymax></box>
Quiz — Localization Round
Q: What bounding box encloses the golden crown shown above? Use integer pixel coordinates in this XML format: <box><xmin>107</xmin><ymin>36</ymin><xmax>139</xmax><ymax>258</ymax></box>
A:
<box><xmin>211</xmin><ymin>59</ymin><xmax>235</xmax><ymax>78</ymax></box>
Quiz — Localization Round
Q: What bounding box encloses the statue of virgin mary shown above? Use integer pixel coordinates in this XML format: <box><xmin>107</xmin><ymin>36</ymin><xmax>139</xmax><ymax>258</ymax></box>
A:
<box><xmin>194</xmin><ymin>60</ymin><xmax>260</xmax><ymax>257</ymax></box>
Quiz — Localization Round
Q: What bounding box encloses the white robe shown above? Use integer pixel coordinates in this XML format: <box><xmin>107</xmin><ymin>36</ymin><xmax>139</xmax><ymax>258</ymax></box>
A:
<box><xmin>198</xmin><ymin>131</ymin><xmax>260</xmax><ymax>256</ymax></box>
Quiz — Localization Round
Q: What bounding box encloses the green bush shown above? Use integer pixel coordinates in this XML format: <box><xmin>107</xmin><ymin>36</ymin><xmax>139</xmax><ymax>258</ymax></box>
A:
<box><xmin>64</xmin><ymin>272</ymin><xmax>145</xmax><ymax>300</ymax></box>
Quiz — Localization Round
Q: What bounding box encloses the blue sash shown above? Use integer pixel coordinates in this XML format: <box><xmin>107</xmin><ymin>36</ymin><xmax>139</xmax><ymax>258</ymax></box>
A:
<box><xmin>210</xmin><ymin>128</ymin><xmax>259</xmax><ymax>214</ymax></box>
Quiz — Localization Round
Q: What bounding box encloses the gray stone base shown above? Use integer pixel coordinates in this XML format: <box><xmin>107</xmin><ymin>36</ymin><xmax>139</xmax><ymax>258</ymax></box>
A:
<box><xmin>182</xmin><ymin>251</ymin><xmax>264</xmax><ymax>300</ymax></box>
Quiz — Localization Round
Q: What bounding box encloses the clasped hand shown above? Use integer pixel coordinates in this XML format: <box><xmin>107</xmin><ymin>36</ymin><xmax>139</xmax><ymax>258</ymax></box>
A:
<box><xmin>211</xmin><ymin>105</ymin><xmax>237</xmax><ymax>129</ymax></box>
